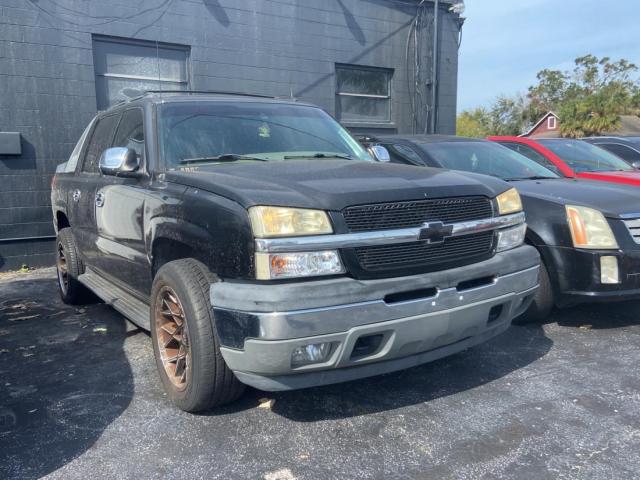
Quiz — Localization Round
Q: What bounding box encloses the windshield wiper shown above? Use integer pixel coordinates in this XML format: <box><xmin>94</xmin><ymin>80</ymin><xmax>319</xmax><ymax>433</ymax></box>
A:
<box><xmin>179</xmin><ymin>154</ymin><xmax>269</xmax><ymax>164</ymax></box>
<box><xmin>283</xmin><ymin>153</ymin><xmax>353</xmax><ymax>160</ymax></box>
<box><xmin>503</xmin><ymin>176</ymin><xmax>558</xmax><ymax>181</ymax></box>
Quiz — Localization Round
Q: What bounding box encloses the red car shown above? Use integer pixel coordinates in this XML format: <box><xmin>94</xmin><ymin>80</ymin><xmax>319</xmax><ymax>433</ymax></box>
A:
<box><xmin>488</xmin><ymin>136</ymin><xmax>640</xmax><ymax>187</ymax></box>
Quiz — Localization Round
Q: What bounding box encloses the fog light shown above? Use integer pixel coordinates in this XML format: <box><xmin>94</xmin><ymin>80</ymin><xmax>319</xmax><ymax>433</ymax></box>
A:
<box><xmin>600</xmin><ymin>256</ymin><xmax>619</xmax><ymax>284</ymax></box>
<box><xmin>496</xmin><ymin>223</ymin><xmax>527</xmax><ymax>252</ymax></box>
<box><xmin>291</xmin><ymin>342</ymin><xmax>332</xmax><ymax>367</ymax></box>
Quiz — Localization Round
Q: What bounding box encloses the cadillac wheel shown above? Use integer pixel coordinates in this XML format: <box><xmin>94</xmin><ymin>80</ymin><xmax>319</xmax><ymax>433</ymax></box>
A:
<box><xmin>150</xmin><ymin>259</ymin><xmax>245</xmax><ymax>412</ymax></box>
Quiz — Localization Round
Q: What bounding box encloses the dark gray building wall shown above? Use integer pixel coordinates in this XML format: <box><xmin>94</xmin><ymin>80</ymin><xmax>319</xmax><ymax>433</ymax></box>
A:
<box><xmin>0</xmin><ymin>0</ymin><xmax>462</xmax><ymax>271</ymax></box>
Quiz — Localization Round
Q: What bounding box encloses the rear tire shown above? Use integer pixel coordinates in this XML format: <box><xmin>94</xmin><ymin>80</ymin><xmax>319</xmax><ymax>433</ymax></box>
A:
<box><xmin>56</xmin><ymin>228</ymin><xmax>92</xmax><ymax>304</ymax></box>
<box><xmin>514</xmin><ymin>260</ymin><xmax>554</xmax><ymax>324</ymax></box>
<box><xmin>150</xmin><ymin>259</ymin><xmax>245</xmax><ymax>412</ymax></box>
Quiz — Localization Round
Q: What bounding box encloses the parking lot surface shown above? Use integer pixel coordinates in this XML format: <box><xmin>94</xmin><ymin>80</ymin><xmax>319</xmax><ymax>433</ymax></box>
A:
<box><xmin>1</xmin><ymin>269</ymin><xmax>639</xmax><ymax>479</ymax></box>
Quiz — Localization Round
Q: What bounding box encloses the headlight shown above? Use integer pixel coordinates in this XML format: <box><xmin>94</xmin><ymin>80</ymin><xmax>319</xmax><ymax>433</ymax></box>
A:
<box><xmin>566</xmin><ymin>205</ymin><xmax>618</xmax><ymax>249</ymax></box>
<box><xmin>496</xmin><ymin>223</ymin><xmax>527</xmax><ymax>252</ymax></box>
<box><xmin>249</xmin><ymin>206</ymin><xmax>333</xmax><ymax>238</ymax></box>
<box><xmin>255</xmin><ymin>251</ymin><xmax>345</xmax><ymax>279</ymax></box>
<box><xmin>496</xmin><ymin>188</ymin><xmax>523</xmax><ymax>215</ymax></box>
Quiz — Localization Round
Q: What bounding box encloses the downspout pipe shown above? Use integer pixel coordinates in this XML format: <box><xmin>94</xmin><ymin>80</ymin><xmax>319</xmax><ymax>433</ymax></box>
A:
<box><xmin>429</xmin><ymin>0</ymin><xmax>439</xmax><ymax>134</ymax></box>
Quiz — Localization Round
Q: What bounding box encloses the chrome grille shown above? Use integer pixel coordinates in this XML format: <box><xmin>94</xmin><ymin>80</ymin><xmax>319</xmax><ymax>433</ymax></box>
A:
<box><xmin>343</xmin><ymin>197</ymin><xmax>493</xmax><ymax>232</ymax></box>
<box><xmin>624</xmin><ymin>218</ymin><xmax>640</xmax><ymax>244</ymax></box>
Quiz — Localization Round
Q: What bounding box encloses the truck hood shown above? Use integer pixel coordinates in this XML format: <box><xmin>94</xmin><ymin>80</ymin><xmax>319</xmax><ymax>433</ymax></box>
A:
<box><xmin>164</xmin><ymin>160</ymin><xmax>509</xmax><ymax>211</ymax></box>
<box><xmin>512</xmin><ymin>178</ymin><xmax>640</xmax><ymax>218</ymax></box>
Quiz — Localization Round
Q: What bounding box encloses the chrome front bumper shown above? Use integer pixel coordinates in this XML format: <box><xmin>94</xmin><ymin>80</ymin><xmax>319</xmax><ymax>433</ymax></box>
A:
<box><xmin>211</xmin><ymin>246</ymin><xmax>540</xmax><ymax>391</ymax></box>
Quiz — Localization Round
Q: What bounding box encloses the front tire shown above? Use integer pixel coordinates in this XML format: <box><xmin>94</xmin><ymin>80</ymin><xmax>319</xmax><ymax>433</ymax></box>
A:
<box><xmin>514</xmin><ymin>260</ymin><xmax>554</xmax><ymax>324</ymax></box>
<box><xmin>56</xmin><ymin>228</ymin><xmax>92</xmax><ymax>304</ymax></box>
<box><xmin>150</xmin><ymin>259</ymin><xmax>245</xmax><ymax>412</ymax></box>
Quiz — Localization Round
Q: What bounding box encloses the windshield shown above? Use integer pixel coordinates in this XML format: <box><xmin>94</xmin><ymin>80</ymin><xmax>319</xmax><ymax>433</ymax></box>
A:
<box><xmin>538</xmin><ymin>139</ymin><xmax>633</xmax><ymax>173</ymax></box>
<box><xmin>418</xmin><ymin>141</ymin><xmax>559</xmax><ymax>180</ymax></box>
<box><xmin>158</xmin><ymin>102</ymin><xmax>371</xmax><ymax>168</ymax></box>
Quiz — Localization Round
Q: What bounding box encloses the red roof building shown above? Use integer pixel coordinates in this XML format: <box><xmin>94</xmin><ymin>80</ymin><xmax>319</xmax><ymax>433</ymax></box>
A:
<box><xmin>520</xmin><ymin>111</ymin><xmax>560</xmax><ymax>138</ymax></box>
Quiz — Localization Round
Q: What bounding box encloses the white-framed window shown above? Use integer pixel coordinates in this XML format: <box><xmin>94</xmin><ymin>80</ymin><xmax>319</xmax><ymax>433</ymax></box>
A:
<box><xmin>92</xmin><ymin>35</ymin><xmax>190</xmax><ymax>110</ymax></box>
<box><xmin>335</xmin><ymin>64</ymin><xmax>393</xmax><ymax>124</ymax></box>
<box><xmin>547</xmin><ymin>116</ymin><xmax>557</xmax><ymax>130</ymax></box>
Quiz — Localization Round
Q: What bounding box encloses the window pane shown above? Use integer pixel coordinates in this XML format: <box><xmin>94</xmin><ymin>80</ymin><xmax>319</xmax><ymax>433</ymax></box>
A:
<box><xmin>419</xmin><ymin>141</ymin><xmax>559</xmax><ymax>180</ymax></box>
<box><xmin>113</xmin><ymin>109</ymin><xmax>145</xmax><ymax>159</ymax></box>
<box><xmin>538</xmin><ymin>139</ymin><xmax>633</xmax><ymax>172</ymax></box>
<box><xmin>337</xmin><ymin>96</ymin><xmax>390</xmax><ymax>123</ymax></box>
<box><xmin>93</xmin><ymin>40</ymin><xmax>188</xmax><ymax>81</ymax></box>
<box><xmin>336</xmin><ymin>66</ymin><xmax>390</xmax><ymax>96</ymax></box>
<box><xmin>95</xmin><ymin>76</ymin><xmax>187</xmax><ymax>110</ymax></box>
<box><xmin>385</xmin><ymin>144</ymin><xmax>424</xmax><ymax>165</ymax></box>
<box><xmin>67</xmin><ymin>120</ymin><xmax>95</xmax><ymax>172</ymax></box>
<box><xmin>82</xmin><ymin>114</ymin><xmax>120</xmax><ymax>174</ymax></box>
<box><xmin>599</xmin><ymin>143</ymin><xmax>640</xmax><ymax>163</ymax></box>
<box><xmin>502</xmin><ymin>142</ymin><xmax>562</xmax><ymax>175</ymax></box>
<box><xmin>92</xmin><ymin>36</ymin><xmax>189</xmax><ymax>109</ymax></box>
<box><xmin>158</xmin><ymin>102</ymin><xmax>371</xmax><ymax>168</ymax></box>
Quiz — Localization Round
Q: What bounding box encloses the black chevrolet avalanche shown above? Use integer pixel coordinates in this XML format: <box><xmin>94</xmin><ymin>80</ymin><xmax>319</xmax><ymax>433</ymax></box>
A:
<box><xmin>51</xmin><ymin>94</ymin><xmax>539</xmax><ymax>412</ymax></box>
<box><xmin>366</xmin><ymin>134</ymin><xmax>640</xmax><ymax>322</ymax></box>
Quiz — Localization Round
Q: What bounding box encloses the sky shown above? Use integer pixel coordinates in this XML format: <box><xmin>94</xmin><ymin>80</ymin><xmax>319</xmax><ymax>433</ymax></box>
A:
<box><xmin>457</xmin><ymin>0</ymin><xmax>640</xmax><ymax>112</ymax></box>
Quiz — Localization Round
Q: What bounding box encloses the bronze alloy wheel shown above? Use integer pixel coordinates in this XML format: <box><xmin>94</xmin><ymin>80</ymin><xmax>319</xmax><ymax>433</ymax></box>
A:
<box><xmin>56</xmin><ymin>242</ymin><xmax>69</xmax><ymax>294</ymax></box>
<box><xmin>154</xmin><ymin>286</ymin><xmax>191</xmax><ymax>390</ymax></box>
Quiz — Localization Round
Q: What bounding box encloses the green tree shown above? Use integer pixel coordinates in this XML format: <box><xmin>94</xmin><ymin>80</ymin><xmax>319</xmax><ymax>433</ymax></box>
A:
<box><xmin>459</xmin><ymin>55</ymin><xmax>640</xmax><ymax>138</ymax></box>
<box><xmin>488</xmin><ymin>94</ymin><xmax>529</xmax><ymax>136</ymax></box>
<box><xmin>457</xmin><ymin>94</ymin><xmax>529</xmax><ymax>137</ymax></box>
<box><xmin>529</xmin><ymin>55</ymin><xmax>640</xmax><ymax>137</ymax></box>
<box><xmin>558</xmin><ymin>56</ymin><xmax>639</xmax><ymax>136</ymax></box>
<box><xmin>456</xmin><ymin>107</ymin><xmax>491</xmax><ymax>137</ymax></box>
<box><xmin>527</xmin><ymin>69</ymin><xmax>568</xmax><ymax>120</ymax></box>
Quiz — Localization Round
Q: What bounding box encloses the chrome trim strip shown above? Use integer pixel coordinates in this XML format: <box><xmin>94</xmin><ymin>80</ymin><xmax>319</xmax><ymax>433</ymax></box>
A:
<box><xmin>619</xmin><ymin>213</ymin><xmax>640</xmax><ymax>219</ymax></box>
<box><xmin>622</xmin><ymin>218</ymin><xmax>640</xmax><ymax>244</ymax></box>
<box><xmin>255</xmin><ymin>211</ymin><xmax>526</xmax><ymax>253</ymax></box>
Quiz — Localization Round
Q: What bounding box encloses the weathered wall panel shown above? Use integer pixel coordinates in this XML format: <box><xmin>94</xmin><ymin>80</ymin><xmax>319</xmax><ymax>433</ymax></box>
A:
<box><xmin>0</xmin><ymin>0</ymin><xmax>461</xmax><ymax>270</ymax></box>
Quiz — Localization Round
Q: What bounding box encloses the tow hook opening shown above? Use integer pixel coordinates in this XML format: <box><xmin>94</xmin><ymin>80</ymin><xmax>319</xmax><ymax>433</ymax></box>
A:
<box><xmin>351</xmin><ymin>334</ymin><xmax>384</xmax><ymax>359</ymax></box>
<box><xmin>488</xmin><ymin>304</ymin><xmax>504</xmax><ymax>324</ymax></box>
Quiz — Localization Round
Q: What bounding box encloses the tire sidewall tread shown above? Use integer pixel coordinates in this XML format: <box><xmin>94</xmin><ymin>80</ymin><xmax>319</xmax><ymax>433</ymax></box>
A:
<box><xmin>56</xmin><ymin>228</ymin><xmax>90</xmax><ymax>305</ymax></box>
<box><xmin>150</xmin><ymin>259</ymin><xmax>244</xmax><ymax>412</ymax></box>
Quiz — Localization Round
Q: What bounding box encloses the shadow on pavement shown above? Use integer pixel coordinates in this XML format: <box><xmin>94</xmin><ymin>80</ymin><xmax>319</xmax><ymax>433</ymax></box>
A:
<box><xmin>215</xmin><ymin>324</ymin><xmax>553</xmax><ymax>422</ymax></box>
<box><xmin>0</xmin><ymin>275</ymin><xmax>136</xmax><ymax>480</ymax></box>
<box><xmin>552</xmin><ymin>301</ymin><xmax>640</xmax><ymax>329</ymax></box>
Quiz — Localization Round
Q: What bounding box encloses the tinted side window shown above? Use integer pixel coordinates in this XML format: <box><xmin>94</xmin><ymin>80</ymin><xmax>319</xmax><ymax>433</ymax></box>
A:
<box><xmin>384</xmin><ymin>144</ymin><xmax>424</xmax><ymax>165</ymax></box>
<box><xmin>81</xmin><ymin>114</ymin><xmax>120</xmax><ymax>173</ymax></box>
<box><xmin>113</xmin><ymin>109</ymin><xmax>145</xmax><ymax>161</ymax></box>
<box><xmin>598</xmin><ymin>143</ymin><xmax>640</xmax><ymax>163</ymax></box>
<box><xmin>500</xmin><ymin>142</ymin><xmax>561</xmax><ymax>174</ymax></box>
<box><xmin>67</xmin><ymin>119</ymin><xmax>95</xmax><ymax>173</ymax></box>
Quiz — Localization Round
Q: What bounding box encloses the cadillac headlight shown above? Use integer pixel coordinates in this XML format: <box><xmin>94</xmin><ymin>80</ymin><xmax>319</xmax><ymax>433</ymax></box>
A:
<box><xmin>255</xmin><ymin>251</ymin><xmax>345</xmax><ymax>279</ymax></box>
<box><xmin>566</xmin><ymin>205</ymin><xmax>618</xmax><ymax>249</ymax></box>
<box><xmin>249</xmin><ymin>206</ymin><xmax>333</xmax><ymax>238</ymax></box>
<box><xmin>496</xmin><ymin>188</ymin><xmax>523</xmax><ymax>215</ymax></box>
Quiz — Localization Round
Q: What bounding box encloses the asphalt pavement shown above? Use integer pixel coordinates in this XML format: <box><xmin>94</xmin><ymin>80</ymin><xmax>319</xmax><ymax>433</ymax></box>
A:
<box><xmin>1</xmin><ymin>268</ymin><xmax>639</xmax><ymax>479</ymax></box>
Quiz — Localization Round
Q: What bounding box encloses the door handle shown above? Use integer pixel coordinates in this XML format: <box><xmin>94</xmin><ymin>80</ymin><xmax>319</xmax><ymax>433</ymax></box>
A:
<box><xmin>72</xmin><ymin>190</ymin><xmax>81</xmax><ymax>202</ymax></box>
<box><xmin>95</xmin><ymin>192</ymin><xmax>105</xmax><ymax>208</ymax></box>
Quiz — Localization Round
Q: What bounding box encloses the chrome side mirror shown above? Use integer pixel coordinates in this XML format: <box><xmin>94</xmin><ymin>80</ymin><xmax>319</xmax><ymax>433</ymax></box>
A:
<box><xmin>631</xmin><ymin>160</ymin><xmax>640</xmax><ymax>170</ymax></box>
<box><xmin>368</xmin><ymin>145</ymin><xmax>391</xmax><ymax>163</ymax></box>
<box><xmin>99</xmin><ymin>147</ymin><xmax>141</xmax><ymax>177</ymax></box>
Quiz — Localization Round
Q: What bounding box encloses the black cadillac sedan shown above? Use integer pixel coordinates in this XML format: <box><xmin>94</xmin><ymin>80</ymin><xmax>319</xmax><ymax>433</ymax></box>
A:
<box><xmin>364</xmin><ymin>134</ymin><xmax>640</xmax><ymax>322</ymax></box>
<box><xmin>582</xmin><ymin>136</ymin><xmax>640</xmax><ymax>168</ymax></box>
